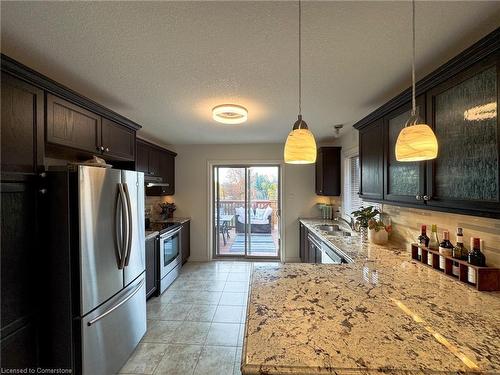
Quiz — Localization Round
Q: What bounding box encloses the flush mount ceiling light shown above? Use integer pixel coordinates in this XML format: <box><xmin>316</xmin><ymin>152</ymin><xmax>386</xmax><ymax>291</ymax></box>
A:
<box><xmin>284</xmin><ymin>0</ymin><xmax>317</xmax><ymax>164</ymax></box>
<box><xmin>212</xmin><ymin>104</ymin><xmax>248</xmax><ymax>124</ymax></box>
<box><xmin>395</xmin><ymin>0</ymin><xmax>438</xmax><ymax>162</ymax></box>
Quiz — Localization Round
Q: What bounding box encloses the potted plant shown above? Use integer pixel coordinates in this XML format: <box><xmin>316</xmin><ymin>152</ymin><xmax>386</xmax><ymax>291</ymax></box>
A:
<box><xmin>351</xmin><ymin>206</ymin><xmax>380</xmax><ymax>242</ymax></box>
<box><xmin>367</xmin><ymin>218</ymin><xmax>392</xmax><ymax>245</ymax></box>
<box><xmin>159</xmin><ymin>202</ymin><xmax>176</xmax><ymax>219</ymax></box>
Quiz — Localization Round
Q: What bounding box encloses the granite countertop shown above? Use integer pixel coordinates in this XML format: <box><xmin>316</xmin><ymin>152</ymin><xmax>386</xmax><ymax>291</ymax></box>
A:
<box><xmin>242</xmin><ymin>219</ymin><xmax>500</xmax><ymax>375</ymax></box>
<box><xmin>145</xmin><ymin>230</ymin><xmax>159</xmax><ymax>240</ymax></box>
<box><xmin>151</xmin><ymin>217</ymin><xmax>191</xmax><ymax>224</ymax></box>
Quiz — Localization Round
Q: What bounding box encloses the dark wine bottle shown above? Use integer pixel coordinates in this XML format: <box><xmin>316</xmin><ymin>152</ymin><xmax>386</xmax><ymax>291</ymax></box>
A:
<box><xmin>417</xmin><ymin>225</ymin><xmax>429</xmax><ymax>261</ymax></box>
<box><xmin>467</xmin><ymin>237</ymin><xmax>486</xmax><ymax>284</ymax></box>
<box><xmin>438</xmin><ymin>231</ymin><xmax>454</xmax><ymax>270</ymax></box>
<box><xmin>452</xmin><ymin>227</ymin><xmax>467</xmax><ymax>277</ymax></box>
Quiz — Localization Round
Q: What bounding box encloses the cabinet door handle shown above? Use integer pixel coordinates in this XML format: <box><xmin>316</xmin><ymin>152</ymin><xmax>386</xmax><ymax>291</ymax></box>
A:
<box><xmin>423</xmin><ymin>195</ymin><xmax>430</xmax><ymax>201</ymax></box>
<box><xmin>105</xmin><ymin>147</ymin><xmax>110</xmax><ymax>152</ymax></box>
<box><xmin>100</xmin><ymin>146</ymin><xmax>105</xmax><ymax>151</ymax></box>
<box><xmin>416</xmin><ymin>195</ymin><xmax>422</xmax><ymax>200</ymax></box>
<box><xmin>39</xmin><ymin>188</ymin><xmax>47</xmax><ymax>194</ymax></box>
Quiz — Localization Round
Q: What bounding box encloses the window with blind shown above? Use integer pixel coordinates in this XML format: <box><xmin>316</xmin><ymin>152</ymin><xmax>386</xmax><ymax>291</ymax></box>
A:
<box><xmin>344</xmin><ymin>155</ymin><xmax>363</xmax><ymax>217</ymax></box>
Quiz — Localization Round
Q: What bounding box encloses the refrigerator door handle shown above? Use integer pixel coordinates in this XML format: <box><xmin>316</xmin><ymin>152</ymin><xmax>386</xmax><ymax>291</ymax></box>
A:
<box><xmin>86</xmin><ymin>278</ymin><xmax>145</xmax><ymax>326</ymax></box>
<box><xmin>123</xmin><ymin>182</ymin><xmax>133</xmax><ymax>267</ymax></box>
<box><xmin>118</xmin><ymin>183</ymin><xmax>128</xmax><ymax>269</ymax></box>
<box><xmin>114</xmin><ymin>184</ymin><xmax>124</xmax><ymax>269</ymax></box>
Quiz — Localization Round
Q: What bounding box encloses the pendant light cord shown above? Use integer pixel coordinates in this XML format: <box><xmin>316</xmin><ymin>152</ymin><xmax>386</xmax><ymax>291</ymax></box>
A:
<box><xmin>411</xmin><ymin>0</ymin><xmax>416</xmax><ymax>117</ymax></box>
<box><xmin>298</xmin><ymin>0</ymin><xmax>302</xmax><ymax>117</ymax></box>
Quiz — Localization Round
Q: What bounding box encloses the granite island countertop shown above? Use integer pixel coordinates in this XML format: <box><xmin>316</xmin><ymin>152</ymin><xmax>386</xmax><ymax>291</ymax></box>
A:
<box><xmin>242</xmin><ymin>219</ymin><xmax>500</xmax><ymax>375</ymax></box>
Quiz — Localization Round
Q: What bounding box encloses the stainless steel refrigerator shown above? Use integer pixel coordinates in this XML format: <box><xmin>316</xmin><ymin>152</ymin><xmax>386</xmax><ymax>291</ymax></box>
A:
<box><xmin>41</xmin><ymin>165</ymin><xmax>146</xmax><ymax>375</ymax></box>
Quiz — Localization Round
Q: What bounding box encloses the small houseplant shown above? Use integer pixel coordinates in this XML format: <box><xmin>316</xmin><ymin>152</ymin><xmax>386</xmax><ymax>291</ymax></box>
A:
<box><xmin>367</xmin><ymin>218</ymin><xmax>392</xmax><ymax>245</ymax></box>
<box><xmin>351</xmin><ymin>206</ymin><xmax>380</xmax><ymax>242</ymax></box>
<box><xmin>159</xmin><ymin>202</ymin><xmax>176</xmax><ymax>219</ymax></box>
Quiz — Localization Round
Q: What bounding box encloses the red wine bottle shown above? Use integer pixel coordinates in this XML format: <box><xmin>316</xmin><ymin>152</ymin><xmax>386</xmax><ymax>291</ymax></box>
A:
<box><xmin>417</xmin><ymin>225</ymin><xmax>429</xmax><ymax>261</ymax></box>
<box><xmin>438</xmin><ymin>231</ymin><xmax>454</xmax><ymax>270</ymax></box>
<box><xmin>467</xmin><ymin>238</ymin><xmax>486</xmax><ymax>284</ymax></box>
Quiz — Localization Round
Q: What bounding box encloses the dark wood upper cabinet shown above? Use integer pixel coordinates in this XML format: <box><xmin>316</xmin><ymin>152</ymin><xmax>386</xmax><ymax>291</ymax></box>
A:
<box><xmin>136</xmin><ymin>141</ymin><xmax>149</xmax><ymax>173</ymax></box>
<box><xmin>137</xmin><ymin>139</ymin><xmax>177</xmax><ymax>195</ymax></box>
<box><xmin>1</xmin><ymin>73</ymin><xmax>44</xmax><ymax>174</ymax></box>
<box><xmin>148</xmin><ymin>149</ymin><xmax>160</xmax><ymax>177</ymax></box>
<box><xmin>101</xmin><ymin>118</ymin><xmax>135</xmax><ymax>161</ymax></box>
<box><xmin>315</xmin><ymin>147</ymin><xmax>341</xmax><ymax>196</ymax></box>
<box><xmin>359</xmin><ymin>119</ymin><xmax>384</xmax><ymax>200</ymax></box>
<box><xmin>46</xmin><ymin>94</ymin><xmax>101</xmax><ymax>154</ymax></box>
<box><xmin>383</xmin><ymin>95</ymin><xmax>426</xmax><ymax>204</ymax></box>
<box><xmin>159</xmin><ymin>152</ymin><xmax>175</xmax><ymax>195</ymax></box>
<box><xmin>425</xmin><ymin>56</ymin><xmax>500</xmax><ymax>215</ymax></box>
<box><xmin>354</xmin><ymin>28</ymin><xmax>500</xmax><ymax>218</ymax></box>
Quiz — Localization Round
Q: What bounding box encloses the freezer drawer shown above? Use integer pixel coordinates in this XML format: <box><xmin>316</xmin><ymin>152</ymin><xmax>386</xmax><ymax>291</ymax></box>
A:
<box><xmin>81</xmin><ymin>274</ymin><xmax>146</xmax><ymax>375</ymax></box>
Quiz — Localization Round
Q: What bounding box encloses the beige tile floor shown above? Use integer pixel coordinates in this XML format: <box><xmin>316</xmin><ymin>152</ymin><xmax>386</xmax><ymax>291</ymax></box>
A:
<box><xmin>120</xmin><ymin>261</ymin><xmax>255</xmax><ymax>375</ymax></box>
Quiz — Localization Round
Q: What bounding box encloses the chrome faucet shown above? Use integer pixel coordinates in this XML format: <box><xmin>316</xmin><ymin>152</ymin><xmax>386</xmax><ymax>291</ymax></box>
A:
<box><xmin>334</xmin><ymin>215</ymin><xmax>359</xmax><ymax>232</ymax></box>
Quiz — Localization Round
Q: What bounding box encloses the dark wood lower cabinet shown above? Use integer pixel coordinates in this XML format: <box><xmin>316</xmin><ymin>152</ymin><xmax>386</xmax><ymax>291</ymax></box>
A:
<box><xmin>181</xmin><ymin>221</ymin><xmax>190</xmax><ymax>264</ymax></box>
<box><xmin>299</xmin><ymin>223</ymin><xmax>308</xmax><ymax>262</ymax></box>
<box><xmin>145</xmin><ymin>235</ymin><xmax>158</xmax><ymax>299</ymax></box>
<box><xmin>1</xmin><ymin>175</ymin><xmax>40</xmax><ymax>369</ymax></box>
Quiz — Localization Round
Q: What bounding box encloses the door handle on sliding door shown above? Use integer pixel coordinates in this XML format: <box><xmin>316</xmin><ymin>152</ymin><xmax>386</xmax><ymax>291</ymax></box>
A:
<box><xmin>123</xmin><ymin>183</ymin><xmax>133</xmax><ymax>267</ymax></box>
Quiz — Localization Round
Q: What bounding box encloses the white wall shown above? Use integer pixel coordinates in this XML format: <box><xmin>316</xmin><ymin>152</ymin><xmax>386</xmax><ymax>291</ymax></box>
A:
<box><xmin>169</xmin><ymin>143</ymin><xmax>328</xmax><ymax>262</ymax></box>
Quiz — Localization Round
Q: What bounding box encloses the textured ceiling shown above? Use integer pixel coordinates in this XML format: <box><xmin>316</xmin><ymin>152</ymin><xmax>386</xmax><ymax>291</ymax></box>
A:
<box><xmin>2</xmin><ymin>1</ymin><xmax>499</xmax><ymax>145</ymax></box>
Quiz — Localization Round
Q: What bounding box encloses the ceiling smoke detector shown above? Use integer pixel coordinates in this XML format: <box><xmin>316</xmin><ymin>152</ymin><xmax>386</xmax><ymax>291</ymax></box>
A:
<box><xmin>333</xmin><ymin>124</ymin><xmax>343</xmax><ymax>138</ymax></box>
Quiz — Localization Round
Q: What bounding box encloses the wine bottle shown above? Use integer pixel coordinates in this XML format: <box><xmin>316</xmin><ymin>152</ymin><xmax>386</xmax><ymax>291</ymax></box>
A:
<box><xmin>438</xmin><ymin>231</ymin><xmax>454</xmax><ymax>270</ymax></box>
<box><xmin>427</xmin><ymin>224</ymin><xmax>439</xmax><ymax>266</ymax></box>
<box><xmin>467</xmin><ymin>237</ymin><xmax>486</xmax><ymax>284</ymax></box>
<box><xmin>417</xmin><ymin>225</ymin><xmax>429</xmax><ymax>261</ymax></box>
<box><xmin>452</xmin><ymin>227</ymin><xmax>467</xmax><ymax>277</ymax></box>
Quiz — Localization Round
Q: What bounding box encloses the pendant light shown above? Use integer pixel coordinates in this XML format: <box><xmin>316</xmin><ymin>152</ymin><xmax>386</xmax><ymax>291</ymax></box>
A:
<box><xmin>284</xmin><ymin>0</ymin><xmax>317</xmax><ymax>164</ymax></box>
<box><xmin>395</xmin><ymin>0</ymin><xmax>438</xmax><ymax>162</ymax></box>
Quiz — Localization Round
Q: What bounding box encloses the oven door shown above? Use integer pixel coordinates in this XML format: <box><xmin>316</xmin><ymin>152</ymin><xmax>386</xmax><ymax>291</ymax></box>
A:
<box><xmin>159</xmin><ymin>226</ymin><xmax>182</xmax><ymax>279</ymax></box>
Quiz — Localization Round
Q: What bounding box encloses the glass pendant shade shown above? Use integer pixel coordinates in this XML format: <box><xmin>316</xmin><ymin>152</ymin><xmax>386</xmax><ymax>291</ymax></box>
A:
<box><xmin>284</xmin><ymin>115</ymin><xmax>317</xmax><ymax>164</ymax></box>
<box><xmin>395</xmin><ymin>0</ymin><xmax>438</xmax><ymax>163</ymax></box>
<box><xmin>395</xmin><ymin>123</ymin><xmax>438</xmax><ymax>162</ymax></box>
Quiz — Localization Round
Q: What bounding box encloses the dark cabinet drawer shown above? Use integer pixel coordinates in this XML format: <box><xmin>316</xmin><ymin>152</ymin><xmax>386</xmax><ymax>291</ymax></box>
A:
<box><xmin>46</xmin><ymin>94</ymin><xmax>101</xmax><ymax>154</ymax></box>
<box><xmin>101</xmin><ymin>118</ymin><xmax>135</xmax><ymax>161</ymax></box>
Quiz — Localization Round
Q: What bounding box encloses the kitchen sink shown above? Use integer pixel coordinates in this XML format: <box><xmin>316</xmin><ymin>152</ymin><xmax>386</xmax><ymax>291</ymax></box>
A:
<box><xmin>315</xmin><ymin>224</ymin><xmax>352</xmax><ymax>237</ymax></box>
<box><xmin>316</xmin><ymin>224</ymin><xmax>340</xmax><ymax>232</ymax></box>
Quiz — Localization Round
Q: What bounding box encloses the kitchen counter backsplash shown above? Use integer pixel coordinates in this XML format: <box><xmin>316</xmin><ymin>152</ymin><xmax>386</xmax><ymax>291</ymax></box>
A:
<box><xmin>145</xmin><ymin>195</ymin><xmax>175</xmax><ymax>221</ymax></box>
<box><xmin>382</xmin><ymin>204</ymin><xmax>500</xmax><ymax>268</ymax></box>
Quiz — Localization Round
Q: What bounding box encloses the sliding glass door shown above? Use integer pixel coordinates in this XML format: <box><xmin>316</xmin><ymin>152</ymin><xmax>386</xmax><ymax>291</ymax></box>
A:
<box><xmin>213</xmin><ymin>165</ymin><xmax>280</xmax><ymax>259</ymax></box>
